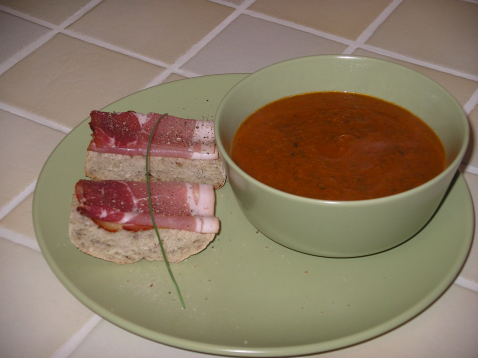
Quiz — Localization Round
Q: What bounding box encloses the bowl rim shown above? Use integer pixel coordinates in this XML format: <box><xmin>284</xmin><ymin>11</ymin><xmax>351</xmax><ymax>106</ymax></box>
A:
<box><xmin>214</xmin><ymin>55</ymin><xmax>470</xmax><ymax>207</ymax></box>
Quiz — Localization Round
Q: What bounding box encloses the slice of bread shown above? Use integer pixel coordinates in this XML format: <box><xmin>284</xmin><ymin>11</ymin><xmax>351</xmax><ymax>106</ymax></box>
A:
<box><xmin>69</xmin><ymin>196</ymin><xmax>215</xmax><ymax>264</ymax></box>
<box><xmin>85</xmin><ymin>151</ymin><xmax>226</xmax><ymax>189</ymax></box>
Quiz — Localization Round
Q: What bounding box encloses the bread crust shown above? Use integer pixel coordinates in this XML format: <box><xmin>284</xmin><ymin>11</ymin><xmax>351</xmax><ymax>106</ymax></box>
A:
<box><xmin>85</xmin><ymin>151</ymin><xmax>226</xmax><ymax>189</ymax></box>
<box><xmin>69</xmin><ymin>196</ymin><xmax>215</xmax><ymax>264</ymax></box>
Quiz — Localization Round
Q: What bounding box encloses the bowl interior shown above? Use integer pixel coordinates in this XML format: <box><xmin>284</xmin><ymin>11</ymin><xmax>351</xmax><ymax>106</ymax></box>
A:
<box><xmin>216</xmin><ymin>55</ymin><xmax>469</xmax><ymax>173</ymax></box>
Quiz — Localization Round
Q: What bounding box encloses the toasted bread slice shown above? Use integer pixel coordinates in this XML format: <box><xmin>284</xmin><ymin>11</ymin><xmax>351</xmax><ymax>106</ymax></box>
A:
<box><xmin>84</xmin><ymin>151</ymin><xmax>226</xmax><ymax>189</ymax></box>
<box><xmin>69</xmin><ymin>196</ymin><xmax>215</xmax><ymax>264</ymax></box>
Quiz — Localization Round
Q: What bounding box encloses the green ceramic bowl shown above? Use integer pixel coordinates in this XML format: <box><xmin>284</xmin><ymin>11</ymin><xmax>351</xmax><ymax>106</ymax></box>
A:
<box><xmin>215</xmin><ymin>55</ymin><xmax>469</xmax><ymax>258</ymax></box>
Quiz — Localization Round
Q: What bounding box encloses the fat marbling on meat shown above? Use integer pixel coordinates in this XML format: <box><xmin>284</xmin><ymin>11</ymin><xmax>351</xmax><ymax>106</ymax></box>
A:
<box><xmin>75</xmin><ymin>180</ymin><xmax>219</xmax><ymax>233</ymax></box>
<box><xmin>87</xmin><ymin>111</ymin><xmax>218</xmax><ymax>159</ymax></box>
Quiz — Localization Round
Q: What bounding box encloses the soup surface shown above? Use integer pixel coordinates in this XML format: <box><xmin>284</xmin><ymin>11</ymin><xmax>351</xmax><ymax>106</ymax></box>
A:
<box><xmin>231</xmin><ymin>92</ymin><xmax>446</xmax><ymax>201</ymax></box>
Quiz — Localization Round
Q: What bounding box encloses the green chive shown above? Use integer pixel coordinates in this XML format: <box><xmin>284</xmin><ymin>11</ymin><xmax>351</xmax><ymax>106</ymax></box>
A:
<box><xmin>146</xmin><ymin>113</ymin><xmax>186</xmax><ymax>309</ymax></box>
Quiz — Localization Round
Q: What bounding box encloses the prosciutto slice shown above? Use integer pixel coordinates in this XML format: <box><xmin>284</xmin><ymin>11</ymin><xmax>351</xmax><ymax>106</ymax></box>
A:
<box><xmin>87</xmin><ymin>111</ymin><xmax>218</xmax><ymax>159</ymax></box>
<box><xmin>75</xmin><ymin>180</ymin><xmax>219</xmax><ymax>233</ymax></box>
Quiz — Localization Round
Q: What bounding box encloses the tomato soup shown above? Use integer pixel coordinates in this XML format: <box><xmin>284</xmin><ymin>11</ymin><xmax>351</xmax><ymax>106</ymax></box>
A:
<box><xmin>230</xmin><ymin>92</ymin><xmax>446</xmax><ymax>201</ymax></box>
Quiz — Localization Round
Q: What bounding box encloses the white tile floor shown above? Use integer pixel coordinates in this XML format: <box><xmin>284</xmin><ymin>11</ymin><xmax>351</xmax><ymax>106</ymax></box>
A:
<box><xmin>1</xmin><ymin>0</ymin><xmax>478</xmax><ymax>357</ymax></box>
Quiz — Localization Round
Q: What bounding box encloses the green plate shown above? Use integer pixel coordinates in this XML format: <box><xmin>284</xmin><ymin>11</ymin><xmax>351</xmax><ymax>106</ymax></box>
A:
<box><xmin>33</xmin><ymin>74</ymin><xmax>474</xmax><ymax>357</ymax></box>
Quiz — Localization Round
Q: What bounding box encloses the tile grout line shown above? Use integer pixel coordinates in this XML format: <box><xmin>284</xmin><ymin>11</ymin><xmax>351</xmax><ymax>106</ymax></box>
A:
<box><xmin>145</xmin><ymin>0</ymin><xmax>258</xmax><ymax>88</ymax></box>
<box><xmin>0</xmin><ymin>0</ymin><xmax>102</xmax><ymax>28</ymax></box>
<box><xmin>0</xmin><ymin>101</ymin><xmax>71</xmax><ymax>133</ymax></box>
<box><xmin>243</xmin><ymin>9</ymin><xmax>354</xmax><ymax>47</ymax></box>
<box><xmin>49</xmin><ymin>315</ymin><xmax>103</xmax><ymax>358</ymax></box>
<box><xmin>0</xmin><ymin>0</ymin><xmax>202</xmax><ymax>81</ymax></box>
<box><xmin>0</xmin><ymin>228</ymin><xmax>40</xmax><ymax>252</ymax></box>
<box><xmin>360</xmin><ymin>44</ymin><xmax>478</xmax><ymax>82</ymax></box>
<box><xmin>58</xmin><ymin>31</ymin><xmax>204</xmax><ymax>81</ymax></box>
<box><xmin>0</xmin><ymin>0</ymin><xmax>103</xmax><ymax>77</ymax></box>
<box><xmin>62</xmin><ymin>29</ymin><xmax>171</xmax><ymax>69</ymax></box>
<box><xmin>0</xmin><ymin>3</ymin><xmax>107</xmax><ymax>243</ymax></box>
<box><xmin>242</xmin><ymin>7</ymin><xmax>478</xmax><ymax>83</ymax></box>
<box><xmin>0</xmin><ymin>1</ymin><xmax>104</xmax><ymax>246</ymax></box>
<box><xmin>0</xmin><ymin>180</ymin><xmax>37</xmax><ymax>221</ymax></box>
<box><xmin>463</xmin><ymin>165</ymin><xmax>478</xmax><ymax>175</ymax></box>
<box><xmin>207</xmin><ymin>0</ymin><xmax>241</xmax><ymax>8</ymax></box>
<box><xmin>172</xmin><ymin>67</ymin><xmax>202</xmax><ymax>79</ymax></box>
<box><xmin>0</xmin><ymin>5</ymin><xmax>57</xmax><ymax>28</ymax></box>
<box><xmin>57</xmin><ymin>0</ymin><xmax>104</xmax><ymax>26</ymax></box>
<box><xmin>1</xmin><ymin>0</ymin><xmax>475</xmax><ymax>133</ymax></box>
<box><xmin>453</xmin><ymin>89</ymin><xmax>478</xmax><ymax>175</ymax></box>
<box><xmin>0</xmin><ymin>0</ymin><xmax>476</xmax><ymax>84</ymax></box>
<box><xmin>454</xmin><ymin>277</ymin><xmax>478</xmax><ymax>293</ymax></box>
<box><xmin>242</xmin><ymin>2</ymin><xmax>478</xmax><ymax>82</ymax></box>
<box><xmin>463</xmin><ymin>87</ymin><xmax>478</xmax><ymax>115</ymax></box>
<box><xmin>0</xmin><ymin>181</ymin><xmax>40</xmax><ymax>252</ymax></box>
<box><xmin>342</xmin><ymin>0</ymin><xmax>403</xmax><ymax>54</ymax></box>
<box><xmin>0</xmin><ymin>31</ymin><xmax>56</xmax><ymax>76</ymax></box>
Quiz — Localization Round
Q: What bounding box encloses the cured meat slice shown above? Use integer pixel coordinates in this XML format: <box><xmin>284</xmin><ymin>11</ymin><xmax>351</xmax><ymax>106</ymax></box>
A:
<box><xmin>76</xmin><ymin>180</ymin><xmax>214</xmax><ymax>216</ymax></box>
<box><xmin>75</xmin><ymin>180</ymin><xmax>219</xmax><ymax>233</ymax></box>
<box><xmin>87</xmin><ymin>111</ymin><xmax>218</xmax><ymax>159</ymax></box>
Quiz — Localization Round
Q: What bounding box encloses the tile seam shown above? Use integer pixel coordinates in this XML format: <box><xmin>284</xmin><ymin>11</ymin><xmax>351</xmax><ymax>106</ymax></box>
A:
<box><xmin>454</xmin><ymin>277</ymin><xmax>478</xmax><ymax>293</ymax></box>
<box><xmin>0</xmin><ymin>228</ymin><xmax>40</xmax><ymax>252</ymax></box>
<box><xmin>461</xmin><ymin>164</ymin><xmax>478</xmax><ymax>181</ymax></box>
<box><xmin>359</xmin><ymin>45</ymin><xmax>478</xmax><ymax>82</ymax></box>
<box><xmin>61</xmin><ymin>30</ymin><xmax>170</xmax><ymax>69</ymax></box>
<box><xmin>242</xmin><ymin>10</ymin><xmax>354</xmax><ymax>47</ymax></box>
<box><xmin>0</xmin><ymin>31</ymin><xmax>56</xmax><ymax>76</ymax></box>
<box><xmin>343</xmin><ymin>0</ymin><xmax>403</xmax><ymax>54</ymax></box>
<box><xmin>60</xmin><ymin>30</ymin><xmax>202</xmax><ymax>84</ymax></box>
<box><xmin>146</xmin><ymin>0</ymin><xmax>257</xmax><ymax>88</ymax></box>
<box><xmin>463</xmin><ymin>88</ymin><xmax>478</xmax><ymax>114</ymax></box>
<box><xmin>241</xmin><ymin>7</ymin><xmax>478</xmax><ymax>84</ymax></box>
<box><xmin>463</xmin><ymin>165</ymin><xmax>478</xmax><ymax>175</ymax></box>
<box><xmin>0</xmin><ymin>0</ymin><xmax>103</xmax><ymax>76</ymax></box>
<box><xmin>0</xmin><ymin>101</ymin><xmax>71</xmax><ymax>133</ymax></box>
<box><xmin>0</xmin><ymin>0</ymin><xmax>102</xmax><ymax>28</ymax></box>
<box><xmin>173</xmin><ymin>67</ymin><xmax>201</xmax><ymax>79</ymax></box>
<box><xmin>0</xmin><ymin>180</ymin><xmax>36</xmax><ymax>221</ymax></box>
<box><xmin>0</xmin><ymin>0</ymin><xmax>198</xmax><ymax>81</ymax></box>
<box><xmin>0</xmin><ymin>5</ymin><xmax>57</xmax><ymax>28</ymax></box>
<box><xmin>463</xmin><ymin>165</ymin><xmax>478</xmax><ymax>176</ymax></box>
<box><xmin>2</xmin><ymin>1</ymin><xmax>475</xmax><ymax>88</ymax></box>
<box><xmin>207</xmin><ymin>0</ymin><xmax>241</xmax><ymax>9</ymax></box>
<box><xmin>49</xmin><ymin>314</ymin><xmax>103</xmax><ymax>358</ymax></box>
<box><xmin>58</xmin><ymin>0</ymin><xmax>103</xmax><ymax>27</ymax></box>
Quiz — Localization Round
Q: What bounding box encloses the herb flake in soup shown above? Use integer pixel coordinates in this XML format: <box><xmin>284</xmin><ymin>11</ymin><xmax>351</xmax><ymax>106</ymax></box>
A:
<box><xmin>231</xmin><ymin>92</ymin><xmax>446</xmax><ymax>201</ymax></box>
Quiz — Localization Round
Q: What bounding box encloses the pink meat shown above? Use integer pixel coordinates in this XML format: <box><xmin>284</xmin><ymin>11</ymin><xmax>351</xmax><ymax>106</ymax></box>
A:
<box><xmin>87</xmin><ymin>111</ymin><xmax>217</xmax><ymax>159</ymax></box>
<box><xmin>75</xmin><ymin>180</ymin><xmax>219</xmax><ymax>233</ymax></box>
